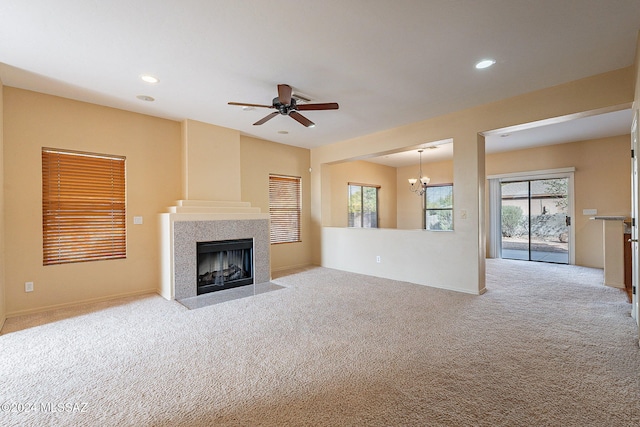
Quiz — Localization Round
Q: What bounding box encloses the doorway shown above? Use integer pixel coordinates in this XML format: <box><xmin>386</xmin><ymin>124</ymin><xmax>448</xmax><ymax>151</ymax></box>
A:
<box><xmin>501</xmin><ymin>178</ymin><xmax>570</xmax><ymax>263</ymax></box>
<box><xmin>488</xmin><ymin>169</ymin><xmax>574</xmax><ymax>264</ymax></box>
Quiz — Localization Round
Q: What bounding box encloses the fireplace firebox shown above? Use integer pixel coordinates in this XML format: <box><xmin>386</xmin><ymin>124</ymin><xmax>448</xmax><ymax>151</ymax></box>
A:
<box><xmin>197</xmin><ymin>239</ymin><xmax>253</xmax><ymax>295</ymax></box>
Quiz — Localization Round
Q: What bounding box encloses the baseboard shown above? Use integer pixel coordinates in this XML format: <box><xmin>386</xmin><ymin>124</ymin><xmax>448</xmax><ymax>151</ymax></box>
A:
<box><xmin>271</xmin><ymin>263</ymin><xmax>318</xmax><ymax>279</ymax></box>
<box><xmin>271</xmin><ymin>263</ymin><xmax>316</xmax><ymax>275</ymax></box>
<box><xmin>6</xmin><ymin>289</ymin><xmax>157</xmax><ymax>318</ymax></box>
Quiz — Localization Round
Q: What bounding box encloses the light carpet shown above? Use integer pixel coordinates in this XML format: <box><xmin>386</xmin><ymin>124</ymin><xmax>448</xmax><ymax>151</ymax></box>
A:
<box><xmin>0</xmin><ymin>259</ymin><xmax>638</xmax><ymax>426</ymax></box>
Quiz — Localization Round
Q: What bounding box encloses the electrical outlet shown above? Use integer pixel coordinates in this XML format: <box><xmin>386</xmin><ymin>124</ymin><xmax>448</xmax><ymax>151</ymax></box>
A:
<box><xmin>25</xmin><ymin>281</ymin><xmax>34</xmax><ymax>292</ymax></box>
<box><xmin>376</xmin><ymin>256</ymin><xmax>381</xmax><ymax>263</ymax></box>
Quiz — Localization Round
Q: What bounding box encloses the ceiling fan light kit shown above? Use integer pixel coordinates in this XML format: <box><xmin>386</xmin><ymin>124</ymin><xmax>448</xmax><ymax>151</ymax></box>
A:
<box><xmin>229</xmin><ymin>84</ymin><xmax>339</xmax><ymax>127</ymax></box>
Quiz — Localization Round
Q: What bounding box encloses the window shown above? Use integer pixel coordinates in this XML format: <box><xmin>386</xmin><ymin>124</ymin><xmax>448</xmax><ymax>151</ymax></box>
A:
<box><xmin>269</xmin><ymin>174</ymin><xmax>301</xmax><ymax>244</ymax></box>
<box><xmin>425</xmin><ymin>184</ymin><xmax>453</xmax><ymax>231</ymax></box>
<box><xmin>348</xmin><ymin>183</ymin><xmax>379</xmax><ymax>228</ymax></box>
<box><xmin>42</xmin><ymin>148</ymin><xmax>126</xmax><ymax>265</ymax></box>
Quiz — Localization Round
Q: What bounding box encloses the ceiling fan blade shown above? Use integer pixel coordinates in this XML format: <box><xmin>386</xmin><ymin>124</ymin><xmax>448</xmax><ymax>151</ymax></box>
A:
<box><xmin>296</xmin><ymin>102</ymin><xmax>339</xmax><ymax>111</ymax></box>
<box><xmin>289</xmin><ymin>111</ymin><xmax>315</xmax><ymax>127</ymax></box>
<box><xmin>228</xmin><ymin>102</ymin><xmax>274</xmax><ymax>109</ymax></box>
<box><xmin>253</xmin><ymin>112</ymin><xmax>279</xmax><ymax>125</ymax></box>
<box><xmin>277</xmin><ymin>84</ymin><xmax>292</xmax><ymax>105</ymax></box>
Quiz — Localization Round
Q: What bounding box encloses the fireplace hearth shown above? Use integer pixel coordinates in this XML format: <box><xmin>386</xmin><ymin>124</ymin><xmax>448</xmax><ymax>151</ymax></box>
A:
<box><xmin>197</xmin><ymin>239</ymin><xmax>253</xmax><ymax>295</ymax></box>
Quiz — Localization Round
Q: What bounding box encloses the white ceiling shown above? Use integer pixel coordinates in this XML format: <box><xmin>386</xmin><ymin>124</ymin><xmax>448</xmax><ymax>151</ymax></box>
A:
<box><xmin>0</xmin><ymin>0</ymin><xmax>638</xmax><ymax>153</ymax></box>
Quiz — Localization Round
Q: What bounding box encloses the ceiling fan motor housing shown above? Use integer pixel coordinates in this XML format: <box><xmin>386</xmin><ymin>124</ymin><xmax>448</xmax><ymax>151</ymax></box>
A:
<box><xmin>273</xmin><ymin>97</ymin><xmax>297</xmax><ymax>115</ymax></box>
<box><xmin>229</xmin><ymin>84</ymin><xmax>337</xmax><ymax>127</ymax></box>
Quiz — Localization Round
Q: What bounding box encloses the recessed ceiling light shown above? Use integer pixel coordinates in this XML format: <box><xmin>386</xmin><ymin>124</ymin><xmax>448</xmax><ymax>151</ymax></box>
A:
<box><xmin>140</xmin><ymin>74</ymin><xmax>159</xmax><ymax>84</ymax></box>
<box><xmin>423</xmin><ymin>138</ymin><xmax>453</xmax><ymax>148</ymax></box>
<box><xmin>500</xmin><ymin>133</ymin><xmax>510</xmax><ymax>138</ymax></box>
<box><xmin>136</xmin><ymin>95</ymin><xmax>155</xmax><ymax>102</ymax></box>
<box><xmin>278</xmin><ymin>130</ymin><xmax>289</xmax><ymax>135</ymax></box>
<box><xmin>475</xmin><ymin>59</ymin><xmax>496</xmax><ymax>69</ymax></box>
<box><xmin>242</xmin><ymin>106</ymin><xmax>255</xmax><ymax>111</ymax></box>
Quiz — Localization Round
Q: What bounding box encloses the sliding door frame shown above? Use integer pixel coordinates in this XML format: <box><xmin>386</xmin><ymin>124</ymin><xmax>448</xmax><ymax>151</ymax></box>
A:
<box><xmin>488</xmin><ymin>167</ymin><xmax>575</xmax><ymax>265</ymax></box>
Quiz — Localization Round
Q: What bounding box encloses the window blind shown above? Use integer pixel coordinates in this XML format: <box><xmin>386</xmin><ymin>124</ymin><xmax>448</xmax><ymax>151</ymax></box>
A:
<box><xmin>42</xmin><ymin>148</ymin><xmax>126</xmax><ymax>265</ymax></box>
<box><xmin>269</xmin><ymin>175</ymin><xmax>301</xmax><ymax>244</ymax></box>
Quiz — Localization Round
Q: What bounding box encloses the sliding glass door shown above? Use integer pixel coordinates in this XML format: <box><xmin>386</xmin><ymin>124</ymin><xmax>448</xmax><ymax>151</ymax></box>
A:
<box><xmin>501</xmin><ymin>178</ymin><xmax>569</xmax><ymax>264</ymax></box>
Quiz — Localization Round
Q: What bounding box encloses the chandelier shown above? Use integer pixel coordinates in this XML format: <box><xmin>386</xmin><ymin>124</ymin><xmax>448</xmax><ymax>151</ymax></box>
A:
<box><xmin>408</xmin><ymin>149</ymin><xmax>430</xmax><ymax>195</ymax></box>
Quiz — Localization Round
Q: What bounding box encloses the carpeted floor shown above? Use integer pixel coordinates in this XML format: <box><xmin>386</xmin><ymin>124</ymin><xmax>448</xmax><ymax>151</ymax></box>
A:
<box><xmin>1</xmin><ymin>259</ymin><xmax>638</xmax><ymax>426</ymax></box>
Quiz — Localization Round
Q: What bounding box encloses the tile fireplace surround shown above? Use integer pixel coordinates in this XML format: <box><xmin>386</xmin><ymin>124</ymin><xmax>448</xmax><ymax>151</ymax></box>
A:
<box><xmin>159</xmin><ymin>200</ymin><xmax>270</xmax><ymax>301</ymax></box>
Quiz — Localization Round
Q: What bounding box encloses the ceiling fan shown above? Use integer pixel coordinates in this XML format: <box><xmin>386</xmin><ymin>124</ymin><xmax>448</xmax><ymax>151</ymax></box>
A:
<box><xmin>228</xmin><ymin>84</ymin><xmax>339</xmax><ymax>127</ymax></box>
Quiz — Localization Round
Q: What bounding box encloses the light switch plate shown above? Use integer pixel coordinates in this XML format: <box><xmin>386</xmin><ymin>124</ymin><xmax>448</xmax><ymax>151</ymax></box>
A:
<box><xmin>133</xmin><ymin>216</ymin><xmax>143</xmax><ymax>225</ymax></box>
<box><xmin>583</xmin><ymin>209</ymin><xmax>597</xmax><ymax>216</ymax></box>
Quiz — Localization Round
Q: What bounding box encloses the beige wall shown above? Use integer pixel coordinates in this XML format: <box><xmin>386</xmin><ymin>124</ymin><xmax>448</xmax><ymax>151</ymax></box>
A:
<box><xmin>0</xmin><ymin>89</ymin><xmax>315</xmax><ymax>316</ymax></box>
<box><xmin>0</xmin><ymin>78</ymin><xmax>5</xmax><ymax>328</ymax></box>
<box><xmin>393</xmin><ymin>136</ymin><xmax>630</xmax><ymax>267</ymax></box>
<box><xmin>326</xmin><ymin>160</ymin><xmax>397</xmax><ymax>228</ymax></box>
<box><xmin>240</xmin><ymin>135</ymin><xmax>312</xmax><ymax>272</ymax></box>
<box><xmin>397</xmin><ymin>159</ymin><xmax>454</xmax><ymax>229</ymax></box>
<box><xmin>486</xmin><ymin>136</ymin><xmax>630</xmax><ymax>268</ymax></box>
<box><xmin>313</xmin><ymin>67</ymin><xmax>633</xmax><ymax>295</ymax></box>
<box><xmin>3</xmin><ymin>88</ymin><xmax>182</xmax><ymax>316</ymax></box>
<box><xmin>181</xmin><ymin>119</ymin><xmax>241</xmax><ymax>201</ymax></box>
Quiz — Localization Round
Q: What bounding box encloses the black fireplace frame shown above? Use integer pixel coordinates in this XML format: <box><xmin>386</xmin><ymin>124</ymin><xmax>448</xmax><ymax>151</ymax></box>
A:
<box><xmin>196</xmin><ymin>238</ymin><xmax>254</xmax><ymax>295</ymax></box>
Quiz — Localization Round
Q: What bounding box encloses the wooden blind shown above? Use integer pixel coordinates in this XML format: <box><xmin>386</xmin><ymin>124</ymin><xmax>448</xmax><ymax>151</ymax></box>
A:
<box><xmin>269</xmin><ymin>175</ymin><xmax>301</xmax><ymax>244</ymax></box>
<box><xmin>42</xmin><ymin>148</ymin><xmax>126</xmax><ymax>265</ymax></box>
